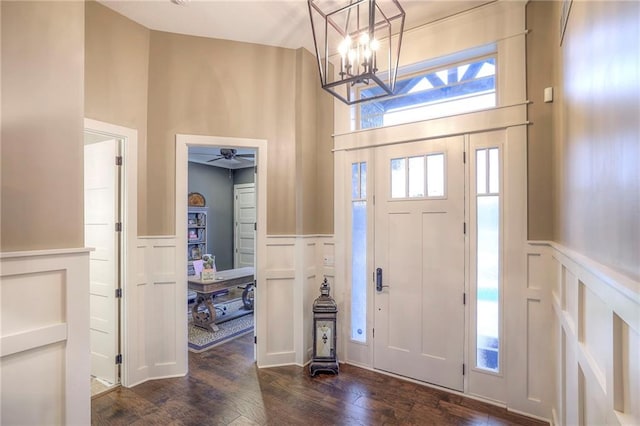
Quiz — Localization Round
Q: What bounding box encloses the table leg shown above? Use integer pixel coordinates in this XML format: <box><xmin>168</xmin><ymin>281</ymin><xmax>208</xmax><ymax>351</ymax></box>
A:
<box><xmin>192</xmin><ymin>294</ymin><xmax>219</xmax><ymax>332</ymax></box>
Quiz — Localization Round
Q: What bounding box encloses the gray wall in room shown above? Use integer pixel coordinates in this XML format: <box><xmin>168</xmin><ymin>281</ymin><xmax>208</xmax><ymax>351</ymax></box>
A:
<box><xmin>234</xmin><ymin>167</ymin><xmax>255</xmax><ymax>185</ymax></box>
<box><xmin>188</xmin><ymin>162</ymin><xmax>234</xmax><ymax>271</ymax></box>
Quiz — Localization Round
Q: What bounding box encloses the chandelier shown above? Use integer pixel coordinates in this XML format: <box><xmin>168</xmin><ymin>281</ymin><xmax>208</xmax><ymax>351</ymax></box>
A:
<box><xmin>307</xmin><ymin>0</ymin><xmax>405</xmax><ymax>105</ymax></box>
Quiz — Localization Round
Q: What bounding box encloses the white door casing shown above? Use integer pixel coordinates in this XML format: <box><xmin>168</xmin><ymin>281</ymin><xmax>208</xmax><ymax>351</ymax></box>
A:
<box><xmin>234</xmin><ymin>183</ymin><xmax>256</xmax><ymax>268</ymax></box>
<box><xmin>374</xmin><ymin>136</ymin><xmax>466</xmax><ymax>391</ymax></box>
<box><xmin>176</xmin><ymin>135</ymin><xmax>267</xmax><ymax>365</ymax></box>
<box><xmin>84</xmin><ymin>138</ymin><xmax>120</xmax><ymax>385</ymax></box>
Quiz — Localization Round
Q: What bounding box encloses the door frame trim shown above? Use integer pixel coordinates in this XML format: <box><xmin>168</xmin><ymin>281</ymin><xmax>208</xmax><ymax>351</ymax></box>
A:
<box><xmin>83</xmin><ymin>118</ymin><xmax>138</xmax><ymax>387</ymax></box>
<box><xmin>175</xmin><ymin>135</ymin><xmax>267</xmax><ymax>364</ymax></box>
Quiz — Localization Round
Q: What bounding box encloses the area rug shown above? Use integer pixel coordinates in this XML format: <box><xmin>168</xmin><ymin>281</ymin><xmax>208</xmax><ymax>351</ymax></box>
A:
<box><xmin>188</xmin><ymin>299</ymin><xmax>254</xmax><ymax>353</ymax></box>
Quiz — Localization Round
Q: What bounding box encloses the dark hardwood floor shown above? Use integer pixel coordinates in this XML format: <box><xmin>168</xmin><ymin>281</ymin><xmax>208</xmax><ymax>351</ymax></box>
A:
<box><xmin>92</xmin><ymin>334</ymin><xmax>548</xmax><ymax>425</ymax></box>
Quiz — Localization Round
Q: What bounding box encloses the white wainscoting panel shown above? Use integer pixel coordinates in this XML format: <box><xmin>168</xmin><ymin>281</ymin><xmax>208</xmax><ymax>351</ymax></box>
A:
<box><xmin>529</xmin><ymin>242</ymin><xmax>640</xmax><ymax>426</ymax></box>
<box><xmin>126</xmin><ymin>237</ymin><xmax>185</xmax><ymax>387</ymax></box>
<box><xmin>258</xmin><ymin>236</ymin><xmax>334</xmax><ymax>368</ymax></box>
<box><xmin>1</xmin><ymin>248</ymin><xmax>91</xmax><ymax>426</ymax></box>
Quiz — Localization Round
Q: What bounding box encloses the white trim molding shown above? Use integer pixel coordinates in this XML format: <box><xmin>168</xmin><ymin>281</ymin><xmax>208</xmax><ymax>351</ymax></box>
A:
<box><xmin>126</xmin><ymin>236</ymin><xmax>183</xmax><ymax>387</ymax></box>
<box><xmin>529</xmin><ymin>241</ymin><xmax>640</xmax><ymax>426</ymax></box>
<box><xmin>176</xmin><ymin>134</ymin><xmax>268</xmax><ymax>367</ymax></box>
<box><xmin>1</xmin><ymin>248</ymin><xmax>91</xmax><ymax>425</ymax></box>
<box><xmin>261</xmin><ymin>235</ymin><xmax>335</xmax><ymax>368</ymax></box>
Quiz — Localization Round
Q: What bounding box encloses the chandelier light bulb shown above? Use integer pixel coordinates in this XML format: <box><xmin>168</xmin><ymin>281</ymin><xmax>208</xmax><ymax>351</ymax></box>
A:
<box><xmin>338</xmin><ymin>36</ymin><xmax>351</xmax><ymax>57</ymax></box>
<box><xmin>359</xmin><ymin>33</ymin><xmax>369</xmax><ymax>45</ymax></box>
<box><xmin>370</xmin><ymin>38</ymin><xmax>380</xmax><ymax>51</ymax></box>
<box><xmin>348</xmin><ymin>48</ymin><xmax>357</xmax><ymax>64</ymax></box>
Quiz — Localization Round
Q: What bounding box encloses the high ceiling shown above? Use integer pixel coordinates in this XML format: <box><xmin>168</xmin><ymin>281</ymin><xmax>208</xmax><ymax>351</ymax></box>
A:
<box><xmin>98</xmin><ymin>0</ymin><xmax>492</xmax><ymax>169</ymax></box>
<box><xmin>99</xmin><ymin>0</ymin><xmax>493</xmax><ymax>54</ymax></box>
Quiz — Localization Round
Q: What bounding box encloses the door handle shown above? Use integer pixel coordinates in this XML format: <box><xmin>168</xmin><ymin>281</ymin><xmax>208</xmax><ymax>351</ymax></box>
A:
<box><xmin>376</xmin><ymin>268</ymin><xmax>389</xmax><ymax>292</ymax></box>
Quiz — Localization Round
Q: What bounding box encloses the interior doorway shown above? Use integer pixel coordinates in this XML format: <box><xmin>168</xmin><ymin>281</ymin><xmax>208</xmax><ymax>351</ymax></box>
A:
<box><xmin>234</xmin><ymin>183</ymin><xmax>256</xmax><ymax>269</ymax></box>
<box><xmin>83</xmin><ymin>119</ymin><xmax>138</xmax><ymax>397</ymax></box>
<box><xmin>84</xmin><ymin>132</ymin><xmax>122</xmax><ymax>396</ymax></box>
<box><xmin>177</xmin><ymin>136</ymin><xmax>266</xmax><ymax>361</ymax></box>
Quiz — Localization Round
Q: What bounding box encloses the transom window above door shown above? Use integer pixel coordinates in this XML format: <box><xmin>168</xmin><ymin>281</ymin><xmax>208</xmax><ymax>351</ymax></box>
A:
<box><xmin>390</xmin><ymin>153</ymin><xmax>445</xmax><ymax>199</ymax></box>
<box><xmin>356</xmin><ymin>44</ymin><xmax>497</xmax><ymax>130</ymax></box>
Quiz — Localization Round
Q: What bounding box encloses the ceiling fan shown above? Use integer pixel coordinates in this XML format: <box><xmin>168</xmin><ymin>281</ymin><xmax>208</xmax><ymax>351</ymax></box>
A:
<box><xmin>206</xmin><ymin>148</ymin><xmax>254</xmax><ymax>163</ymax></box>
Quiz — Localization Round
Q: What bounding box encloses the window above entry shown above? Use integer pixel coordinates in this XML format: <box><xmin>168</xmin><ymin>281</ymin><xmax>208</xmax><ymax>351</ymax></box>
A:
<box><xmin>357</xmin><ymin>44</ymin><xmax>497</xmax><ymax>130</ymax></box>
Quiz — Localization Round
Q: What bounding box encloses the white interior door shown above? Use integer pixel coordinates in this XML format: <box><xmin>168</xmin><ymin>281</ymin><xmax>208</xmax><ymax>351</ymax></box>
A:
<box><xmin>234</xmin><ymin>183</ymin><xmax>256</xmax><ymax>268</ymax></box>
<box><xmin>84</xmin><ymin>139</ymin><xmax>120</xmax><ymax>385</ymax></box>
<box><xmin>373</xmin><ymin>136</ymin><xmax>465</xmax><ymax>391</ymax></box>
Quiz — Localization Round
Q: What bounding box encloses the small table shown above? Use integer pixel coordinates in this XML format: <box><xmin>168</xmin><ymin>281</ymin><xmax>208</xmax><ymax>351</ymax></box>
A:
<box><xmin>188</xmin><ymin>267</ymin><xmax>254</xmax><ymax>332</ymax></box>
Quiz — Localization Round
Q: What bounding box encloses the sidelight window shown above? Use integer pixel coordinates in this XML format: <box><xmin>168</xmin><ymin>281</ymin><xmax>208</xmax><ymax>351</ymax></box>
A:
<box><xmin>475</xmin><ymin>147</ymin><xmax>500</xmax><ymax>372</ymax></box>
<box><xmin>351</xmin><ymin>162</ymin><xmax>367</xmax><ymax>343</ymax></box>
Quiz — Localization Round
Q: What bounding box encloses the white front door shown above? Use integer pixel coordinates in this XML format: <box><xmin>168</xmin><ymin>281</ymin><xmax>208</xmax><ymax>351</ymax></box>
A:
<box><xmin>373</xmin><ymin>136</ymin><xmax>465</xmax><ymax>391</ymax></box>
<box><xmin>84</xmin><ymin>139</ymin><xmax>120</xmax><ymax>385</ymax></box>
<box><xmin>234</xmin><ymin>183</ymin><xmax>256</xmax><ymax>268</ymax></box>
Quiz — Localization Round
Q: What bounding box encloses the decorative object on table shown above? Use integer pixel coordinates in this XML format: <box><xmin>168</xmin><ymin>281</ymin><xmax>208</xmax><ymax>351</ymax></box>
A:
<box><xmin>307</xmin><ymin>0</ymin><xmax>406</xmax><ymax>105</ymax></box>
<box><xmin>201</xmin><ymin>254</ymin><xmax>216</xmax><ymax>280</ymax></box>
<box><xmin>192</xmin><ymin>259</ymin><xmax>204</xmax><ymax>277</ymax></box>
<box><xmin>188</xmin><ymin>192</ymin><xmax>206</xmax><ymax>207</ymax></box>
<box><xmin>310</xmin><ymin>277</ymin><xmax>339</xmax><ymax>376</ymax></box>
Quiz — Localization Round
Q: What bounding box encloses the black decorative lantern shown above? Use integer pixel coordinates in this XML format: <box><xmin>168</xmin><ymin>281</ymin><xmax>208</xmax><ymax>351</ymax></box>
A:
<box><xmin>310</xmin><ymin>277</ymin><xmax>339</xmax><ymax>376</ymax></box>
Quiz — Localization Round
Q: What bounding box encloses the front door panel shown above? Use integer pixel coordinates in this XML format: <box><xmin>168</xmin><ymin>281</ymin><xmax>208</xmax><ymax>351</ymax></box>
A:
<box><xmin>374</xmin><ymin>136</ymin><xmax>465</xmax><ymax>391</ymax></box>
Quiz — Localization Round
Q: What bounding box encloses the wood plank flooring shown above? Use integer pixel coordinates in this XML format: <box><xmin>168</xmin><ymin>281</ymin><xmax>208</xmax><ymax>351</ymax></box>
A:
<box><xmin>92</xmin><ymin>334</ymin><xmax>548</xmax><ymax>425</ymax></box>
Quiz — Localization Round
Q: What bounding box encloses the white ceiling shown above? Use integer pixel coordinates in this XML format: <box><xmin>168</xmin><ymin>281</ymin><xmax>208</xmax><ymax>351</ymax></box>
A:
<box><xmin>98</xmin><ymin>0</ymin><xmax>493</xmax><ymax>54</ymax></box>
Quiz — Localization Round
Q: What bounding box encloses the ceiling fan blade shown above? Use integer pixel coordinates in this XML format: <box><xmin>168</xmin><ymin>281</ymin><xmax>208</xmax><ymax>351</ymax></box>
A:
<box><xmin>206</xmin><ymin>157</ymin><xmax>223</xmax><ymax>162</ymax></box>
<box><xmin>236</xmin><ymin>153</ymin><xmax>255</xmax><ymax>158</ymax></box>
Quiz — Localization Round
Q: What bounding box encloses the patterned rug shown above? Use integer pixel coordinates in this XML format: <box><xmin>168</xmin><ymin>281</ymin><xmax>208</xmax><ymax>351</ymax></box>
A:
<box><xmin>188</xmin><ymin>298</ymin><xmax>254</xmax><ymax>353</ymax></box>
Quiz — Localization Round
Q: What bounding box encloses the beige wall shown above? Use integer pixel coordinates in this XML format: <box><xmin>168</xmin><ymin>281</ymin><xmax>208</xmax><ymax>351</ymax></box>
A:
<box><xmin>314</xmin><ymin>71</ymin><xmax>335</xmax><ymax>235</ymax></box>
<box><xmin>84</xmin><ymin>1</ymin><xmax>150</xmax><ymax>234</ymax></box>
<box><xmin>295</xmin><ymin>48</ymin><xmax>334</xmax><ymax>235</ymax></box>
<box><xmin>526</xmin><ymin>0</ymin><xmax>559</xmax><ymax>240</ymax></box>
<box><xmin>527</xmin><ymin>0</ymin><xmax>639</xmax><ymax>281</ymax></box>
<box><xmin>146</xmin><ymin>31</ymin><xmax>333</xmax><ymax>236</ymax></box>
<box><xmin>84</xmin><ymin>6</ymin><xmax>334</xmax><ymax>237</ymax></box>
<box><xmin>1</xmin><ymin>1</ymin><xmax>85</xmax><ymax>251</ymax></box>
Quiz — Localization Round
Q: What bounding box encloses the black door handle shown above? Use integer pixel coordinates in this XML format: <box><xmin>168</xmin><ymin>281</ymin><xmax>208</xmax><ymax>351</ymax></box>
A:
<box><xmin>376</xmin><ymin>268</ymin><xmax>388</xmax><ymax>292</ymax></box>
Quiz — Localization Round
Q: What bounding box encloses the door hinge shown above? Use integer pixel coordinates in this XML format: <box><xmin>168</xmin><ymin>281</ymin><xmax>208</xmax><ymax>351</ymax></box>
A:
<box><xmin>463</xmin><ymin>292</ymin><xmax>466</xmax><ymax>305</ymax></box>
<box><xmin>463</xmin><ymin>364</ymin><xmax>466</xmax><ymax>375</ymax></box>
<box><xmin>115</xmin><ymin>156</ymin><xmax>123</xmax><ymax>166</ymax></box>
<box><xmin>254</xmin><ymin>279</ymin><xmax>257</xmax><ymax>288</ymax></box>
<box><xmin>115</xmin><ymin>222</ymin><xmax>122</xmax><ymax>232</ymax></box>
<box><xmin>254</xmin><ymin>336</ymin><xmax>257</xmax><ymax>344</ymax></box>
<box><xmin>372</xmin><ymin>328</ymin><xmax>375</xmax><ymax>338</ymax></box>
<box><xmin>254</xmin><ymin>166</ymin><xmax>257</xmax><ymax>174</ymax></box>
<box><xmin>463</xmin><ymin>151</ymin><xmax>466</xmax><ymax>164</ymax></box>
<box><xmin>116</xmin><ymin>354</ymin><xmax>123</xmax><ymax>365</ymax></box>
<box><xmin>115</xmin><ymin>288</ymin><xmax>123</xmax><ymax>298</ymax></box>
<box><xmin>463</xmin><ymin>222</ymin><xmax>466</xmax><ymax>235</ymax></box>
<box><xmin>254</xmin><ymin>223</ymin><xmax>257</xmax><ymax>231</ymax></box>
